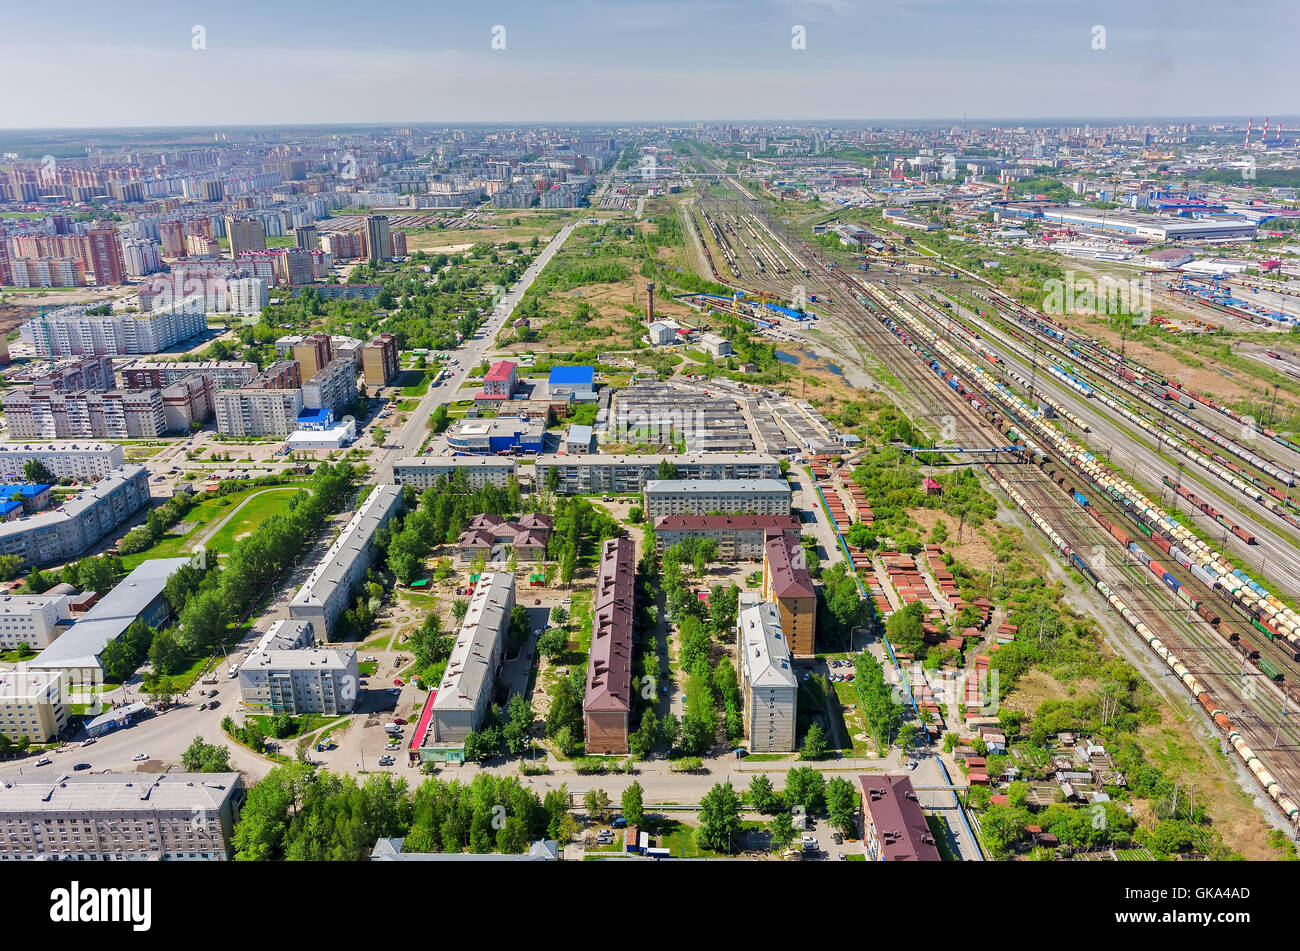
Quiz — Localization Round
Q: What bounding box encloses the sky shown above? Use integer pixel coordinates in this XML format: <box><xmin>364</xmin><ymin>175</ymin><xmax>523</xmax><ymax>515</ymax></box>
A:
<box><xmin>1</xmin><ymin>0</ymin><xmax>1297</xmax><ymax>128</ymax></box>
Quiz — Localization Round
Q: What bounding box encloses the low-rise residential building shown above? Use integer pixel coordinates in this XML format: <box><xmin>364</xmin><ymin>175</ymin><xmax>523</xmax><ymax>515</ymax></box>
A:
<box><xmin>0</xmin><ymin>669</ymin><xmax>67</xmax><ymax>743</ymax></box>
<box><xmin>288</xmin><ymin>485</ymin><xmax>403</xmax><ymax>637</ymax></box>
<box><xmin>859</xmin><ymin>774</ymin><xmax>942</xmax><ymax>861</ymax></box>
<box><xmin>429</xmin><ymin>572</ymin><xmax>514</xmax><ymax>751</ymax></box>
<box><xmin>456</xmin><ymin>512</ymin><xmax>552</xmax><ymax>563</ymax></box>
<box><xmin>736</xmin><ymin>599</ymin><xmax>797</xmax><ymax>752</ymax></box>
<box><xmin>392</xmin><ymin>456</ymin><xmax>517</xmax><ymax>490</ymax></box>
<box><xmin>535</xmin><ymin>452</ymin><xmax>781</xmax><ymax>495</ymax></box>
<box><xmin>763</xmin><ymin>531</ymin><xmax>817</xmax><ymax>657</ymax></box>
<box><xmin>583</xmin><ymin>537</ymin><xmax>635</xmax><ymax>754</ymax></box>
<box><xmin>643</xmin><ymin>478</ymin><xmax>792</xmax><ymax>519</ymax></box>
<box><xmin>0</xmin><ymin>772</ymin><xmax>244</xmax><ymax>861</ymax></box>
<box><xmin>238</xmin><ymin>647</ymin><xmax>358</xmax><ymax>715</ymax></box>
<box><xmin>0</xmin><ymin>466</ymin><xmax>151</xmax><ymax>570</ymax></box>
<box><xmin>0</xmin><ymin>592</ymin><xmax>73</xmax><ymax>650</ymax></box>
<box><xmin>653</xmin><ymin>514</ymin><xmax>801</xmax><ymax>560</ymax></box>
<box><xmin>0</xmin><ymin>442</ymin><xmax>125</xmax><ymax>481</ymax></box>
<box><xmin>564</xmin><ymin>424</ymin><xmax>595</xmax><ymax>455</ymax></box>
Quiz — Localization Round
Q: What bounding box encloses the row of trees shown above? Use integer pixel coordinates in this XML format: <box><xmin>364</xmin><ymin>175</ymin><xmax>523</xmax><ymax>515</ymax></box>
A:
<box><xmin>118</xmin><ymin>491</ymin><xmax>198</xmax><ymax>555</ymax></box>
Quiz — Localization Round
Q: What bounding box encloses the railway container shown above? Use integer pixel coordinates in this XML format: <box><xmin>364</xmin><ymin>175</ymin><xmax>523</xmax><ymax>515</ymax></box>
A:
<box><xmin>1257</xmin><ymin>656</ymin><xmax>1285</xmax><ymax>683</ymax></box>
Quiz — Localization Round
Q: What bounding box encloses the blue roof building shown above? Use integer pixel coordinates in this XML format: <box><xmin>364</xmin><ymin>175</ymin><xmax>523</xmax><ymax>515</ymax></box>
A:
<box><xmin>548</xmin><ymin>366</ymin><xmax>596</xmax><ymax>402</ymax></box>
<box><xmin>0</xmin><ymin>482</ymin><xmax>54</xmax><ymax>515</ymax></box>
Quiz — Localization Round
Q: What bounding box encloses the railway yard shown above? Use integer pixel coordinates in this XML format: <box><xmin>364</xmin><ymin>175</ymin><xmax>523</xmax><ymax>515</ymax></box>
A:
<box><xmin>678</xmin><ymin>162</ymin><xmax>1300</xmax><ymax>839</ymax></box>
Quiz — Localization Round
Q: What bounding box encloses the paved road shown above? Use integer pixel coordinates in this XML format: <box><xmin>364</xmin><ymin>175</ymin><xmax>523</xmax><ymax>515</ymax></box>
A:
<box><xmin>372</xmin><ymin>217</ymin><xmax>583</xmax><ymax>484</ymax></box>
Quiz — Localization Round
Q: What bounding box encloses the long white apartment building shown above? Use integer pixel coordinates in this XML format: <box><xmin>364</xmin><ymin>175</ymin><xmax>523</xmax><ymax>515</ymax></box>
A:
<box><xmin>0</xmin><ymin>592</ymin><xmax>73</xmax><ymax>650</ymax></box>
<box><xmin>0</xmin><ymin>465</ymin><xmax>151</xmax><ymax>568</ymax></box>
<box><xmin>392</xmin><ymin>456</ymin><xmax>518</xmax><ymax>490</ymax></box>
<box><xmin>3</xmin><ymin>388</ymin><xmax>168</xmax><ymax>439</ymax></box>
<box><xmin>0</xmin><ymin>772</ymin><xmax>244</xmax><ymax>861</ymax></box>
<box><xmin>643</xmin><ymin>478</ymin><xmax>792</xmax><ymax>519</ymax></box>
<box><xmin>0</xmin><ymin>443</ymin><xmax>125</xmax><ymax>481</ymax></box>
<box><xmin>429</xmin><ymin>572</ymin><xmax>514</xmax><ymax>749</ymax></box>
<box><xmin>24</xmin><ymin>298</ymin><xmax>206</xmax><ymax>358</ymax></box>
<box><xmin>288</xmin><ymin>485</ymin><xmax>403</xmax><ymax>637</ymax></box>
<box><xmin>736</xmin><ymin>599</ymin><xmax>798</xmax><ymax>753</ymax></box>
<box><xmin>535</xmin><ymin>452</ymin><xmax>781</xmax><ymax>495</ymax></box>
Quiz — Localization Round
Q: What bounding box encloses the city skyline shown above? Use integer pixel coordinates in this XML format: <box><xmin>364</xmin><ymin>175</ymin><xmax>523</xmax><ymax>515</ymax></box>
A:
<box><xmin>2</xmin><ymin>0</ymin><xmax>1297</xmax><ymax>128</ymax></box>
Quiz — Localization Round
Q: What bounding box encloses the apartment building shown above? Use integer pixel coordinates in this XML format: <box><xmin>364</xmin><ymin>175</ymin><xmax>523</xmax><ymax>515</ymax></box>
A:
<box><xmin>859</xmin><ymin>774</ymin><xmax>942</xmax><ymax>862</ymax></box>
<box><xmin>0</xmin><ymin>772</ymin><xmax>244</xmax><ymax>861</ymax></box>
<box><xmin>292</xmin><ymin>333</ymin><xmax>333</xmax><ymax>379</ymax></box>
<box><xmin>0</xmin><ymin>592</ymin><xmax>73</xmax><ymax>650</ymax></box>
<box><xmin>160</xmin><ymin>374</ymin><xmax>215</xmax><ymax>432</ymax></box>
<box><xmin>8</xmin><ymin>257</ymin><xmax>86</xmax><ymax>288</ymax></box>
<box><xmin>429</xmin><ymin>572</ymin><xmax>514</xmax><ymax>750</ymax></box>
<box><xmin>238</xmin><ymin>647</ymin><xmax>359</xmax><ymax>715</ymax></box>
<box><xmin>360</xmin><ymin>214</ymin><xmax>392</xmax><ymax>263</ymax></box>
<box><xmin>392</xmin><ymin>456</ymin><xmax>517</xmax><ymax>490</ymax></box>
<box><xmin>763</xmin><ymin>531</ymin><xmax>817</xmax><ymax>657</ymax></box>
<box><xmin>0</xmin><ymin>466</ymin><xmax>150</xmax><ymax>569</ymax></box>
<box><xmin>26</xmin><ymin>300</ymin><xmax>205</xmax><ymax>358</ymax></box>
<box><xmin>213</xmin><ymin>361</ymin><xmax>304</xmax><ymax>438</ymax></box>
<box><xmin>288</xmin><ymin>485</ymin><xmax>403</xmax><ymax>637</ymax></box>
<box><xmin>736</xmin><ymin>599</ymin><xmax>798</xmax><ymax>753</ymax></box>
<box><xmin>643</xmin><ymin>478</ymin><xmax>792</xmax><ymax>519</ymax></box>
<box><xmin>535</xmin><ymin>452</ymin><xmax>781</xmax><ymax>495</ymax></box>
<box><xmin>653</xmin><ymin>514</ymin><xmax>802</xmax><ymax>560</ymax></box>
<box><xmin>120</xmin><ymin>360</ymin><xmax>257</xmax><ymax>391</ymax></box>
<box><xmin>0</xmin><ymin>670</ymin><xmax>67</xmax><ymax>743</ymax></box>
<box><xmin>225</xmin><ymin>216</ymin><xmax>266</xmax><ymax>258</ymax></box>
<box><xmin>583</xmin><ymin>537</ymin><xmax>635</xmax><ymax>754</ymax></box>
<box><xmin>227</xmin><ymin>276</ymin><xmax>268</xmax><ymax>314</ymax></box>
<box><xmin>301</xmin><ymin>359</ymin><xmax>358</xmax><ymax>417</ymax></box>
<box><xmin>86</xmin><ymin>229</ymin><xmax>126</xmax><ymax>285</ymax></box>
<box><xmin>362</xmin><ymin>333</ymin><xmax>399</xmax><ymax>386</ymax></box>
<box><xmin>0</xmin><ymin>443</ymin><xmax>125</xmax><ymax>481</ymax></box>
<box><xmin>2</xmin><ymin>388</ymin><xmax>168</xmax><ymax>439</ymax></box>
<box><xmin>21</xmin><ymin>355</ymin><xmax>115</xmax><ymax>393</ymax></box>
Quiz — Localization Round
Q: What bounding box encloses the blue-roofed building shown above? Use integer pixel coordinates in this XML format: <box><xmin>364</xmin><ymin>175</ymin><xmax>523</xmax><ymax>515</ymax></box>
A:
<box><xmin>548</xmin><ymin>366</ymin><xmax>596</xmax><ymax>402</ymax></box>
<box><xmin>0</xmin><ymin>499</ymin><xmax>23</xmax><ymax>521</ymax></box>
<box><xmin>0</xmin><ymin>483</ymin><xmax>54</xmax><ymax>515</ymax></box>
<box><xmin>295</xmin><ymin>407</ymin><xmax>335</xmax><ymax>431</ymax></box>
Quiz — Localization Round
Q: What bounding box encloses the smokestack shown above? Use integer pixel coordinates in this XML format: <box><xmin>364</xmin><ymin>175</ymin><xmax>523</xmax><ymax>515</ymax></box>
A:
<box><xmin>1263</xmin><ymin>117</ymin><xmax>1270</xmax><ymax>144</ymax></box>
<box><xmin>1246</xmin><ymin>117</ymin><xmax>1253</xmax><ymax>147</ymax></box>
<box><xmin>646</xmin><ymin>281</ymin><xmax>655</xmax><ymax>322</ymax></box>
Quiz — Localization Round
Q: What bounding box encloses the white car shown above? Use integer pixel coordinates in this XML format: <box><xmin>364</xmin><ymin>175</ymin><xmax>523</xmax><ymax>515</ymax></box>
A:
<box><xmin>131</xmin><ymin>753</ymin><xmax>149</xmax><ymax>762</ymax></box>
<box><xmin>34</xmin><ymin>757</ymin><xmax>52</xmax><ymax>767</ymax></box>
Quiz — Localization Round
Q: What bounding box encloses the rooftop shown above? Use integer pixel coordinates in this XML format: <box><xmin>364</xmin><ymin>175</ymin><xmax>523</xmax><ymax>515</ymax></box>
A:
<box><xmin>738</xmin><ymin>601</ymin><xmax>796</xmax><ymax>689</ymax></box>
<box><xmin>655</xmin><ymin>514</ymin><xmax>801</xmax><ymax>532</ymax></box>
<box><xmin>432</xmin><ymin>572</ymin><xmax>513</xmax><ymax>714</ymax></box>
<box><xmin>584</xmin><ymin>537</ymin><xmax>635</xmax><ymax>714</ymax></box>
<box><xmin>859</xmin><ymin>774</ymin><xmax>942</xmax><ymax>862</ymax></box>
<box><xmin>645</xmin><ymin>478</ymin><xmax>791</xmax><ymax>494</ymax></box>
<box><xmin>290</xmin><ymin>485</ymin><xmax>403</xmax><ymax>613</ymax></box>
<box><xmin>765</xmin><ymin>532</ymin><xmax>814</xmax><ymax>599</ymax></box>
<box><xmin>484</xmin><ymin>360</ymin><xmax>517</xmax><ymax>383</ymax></box>
<box><xmin>0</xmin><ymin>772</ymin><xmax>242</xmax><ymax>815</ymax></box>
<box><xmin>548</xmin><ymin>365</ymin><xmax>595</xmax><ymax>386</ymax></box>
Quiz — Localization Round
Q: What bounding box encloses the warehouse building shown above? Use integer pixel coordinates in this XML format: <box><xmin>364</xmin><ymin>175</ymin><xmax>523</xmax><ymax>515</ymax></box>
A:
<box><xmin>653</xmin><ymin>514</ymin><xmax>801</xmax><ymax>560</ymax></box>
<box><xmin>392</xmin><ymin>456</ymin><xmax>517</xmax><ymax>490</ymax></box>
<box><xmin>29</xmin><ymin>557</ymin><xmax>190</xmax><ymax>676</ymax></box>
<box><xmin>535</xmin><ymin>452</ymin><xmax>780</xmax><ymax>495</ymax></box>
<box><xmin>289</xmin><ymin>484</ymin><xmax>403</xmax><ymax>638</ymax></box>
<box><xmin>0</xmin><ymin>466</ymin><xmax>151</xmax><ymax>570</ymax></box>
<box><xmin>643</xmin><ymin>478</ymin><xmax>792</xmax><ymax>519</ymax></box>
<box><xmin>0</xmin><ymin>772</ymin><xmax>244</xmax><ymax>861</ymax></box>
<box><xmin>428</xmin><ymin>572</ymin><xmax>514</xmax><ymax>754</ymax></box>
<box><xmin>583</xmin><ymin>537</ymin><xmax>635</xmax><ymax>754</ymax></box>
<box><xmin>736</xmin><ymin>599</ymin><xmax>797</xmax><ymax>753</ymax></box>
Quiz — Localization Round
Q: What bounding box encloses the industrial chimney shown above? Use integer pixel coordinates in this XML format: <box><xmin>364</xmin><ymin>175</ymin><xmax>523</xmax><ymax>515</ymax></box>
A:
<box><xmin>646</xmin><ymin>281</ymin><xmax>655</xmax><ymax>322</ymax></box>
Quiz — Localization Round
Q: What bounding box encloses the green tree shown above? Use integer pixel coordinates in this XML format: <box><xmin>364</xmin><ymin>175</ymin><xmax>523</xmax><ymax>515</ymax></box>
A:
<box><xmin>768</xmin><ymin>811</ymin><xmax>797</xmax><ymax>852</ymax></box>
<box><xmin>23</xmin><ymin>459</ymin><xmax>55</xmax><ymax>484</ymax></box>
<box><xmin>697</xmin><ymin>782</ymin><xmax>742</xmax><ymax>854</ymax></box>
<box><xmin>799</xmin><ymin>723</ymin><xmax>829</xmax><ymax>761</ymax></box>
<box><xmin>749</xmin><ymin>773</ymin><xmax>778</xmax><ymax>813</ymax></box>
<box><xmin>584</xmin><ymin>788</ymin><xmax>611</xmax><ymax>821</ymax></box>
<box><xmin>825</xmin><ymin>776</ymin><xmax>856</xmax><ymax>834</ymax></box>
<box><xmin>621</xmin><ymin>780</ymin><xmax>645</xmax><ymax>828</ymax></box>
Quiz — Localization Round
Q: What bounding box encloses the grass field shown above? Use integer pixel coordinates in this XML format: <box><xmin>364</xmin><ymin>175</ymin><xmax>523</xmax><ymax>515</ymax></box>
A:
<box><xmin>202</xmin><ymin>488</ymin><xmax>299</xmax><ymax>552</ymax></box>
<box><xmin>120</xmin><ymin>488</ymin><xmax>287</xmax><ymax>568</ymax></box>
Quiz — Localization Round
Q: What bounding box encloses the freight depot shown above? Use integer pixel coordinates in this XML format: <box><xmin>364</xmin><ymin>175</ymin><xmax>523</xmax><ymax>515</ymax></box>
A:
<box><xmin>958</xmin><ymin>289</ymin><xmax>1300</xmax><ymax>532</ymax></box>
<box><xmin>855</xmin><ymin>276</ymin><xmax>1300</xmax><ymax>663</ymax></box>
<box><xmin>985</xmin><ymin>463</ymin><xmax>1300</xmax><ymax>828</ymax></box>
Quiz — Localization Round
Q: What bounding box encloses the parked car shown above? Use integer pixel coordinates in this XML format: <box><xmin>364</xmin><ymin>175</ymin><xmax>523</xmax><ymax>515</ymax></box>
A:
<box><xmin>73</xmin><ymin>763</ymin><xmax>92</xmax><ymax>771</ymax></box>
<box><xmin>81</xmin><ymin>738</ymin><xmax>96</xmax><ymax>747</ymax></box>
<box><xmin>199</xmin><ymin>702</ymin><xmax>208</xmax><ymax>711</ymax></box>
<box><xmin>393</xmin><ymin>718</ymin><xmax>407</xmax><ymax>725</ymax></box>
<box><xmin>596</xmin><ymin>835</ymin><xmax>614</xmax><ymax>845</ymax></box>
<box><xmin>612</xmin><ymin>816</ymin><xmax>627</xmax><ymax>828</ymax></box>
<box><xmin>832</xmin><ymin>832</ymin><xmax>843</xmax><ymax>845</ymax></box>
<box><xmin>34</xmin><ymin>757</ymin><xmax>52</xmax><ymax>767</ymax></box>
<box><xmin>207</xmin><ymin>689</ymin><xmax>218</xmax><ymax>698</ymax></box>
<box><xmin>208</xmin><ymin>700</ymin><xmax>220</xmax><ymax>709</ymax></box>
<box><xmin>378</xmin><ymin>755</ymin><xmax>395</xmax><ymax>766</ymax></box>
<box><xmin>385</xmin><ymin>742</ymin><xmax>401</xmax><ymax>751</ymax></box>
<box><xmin>132</xmin><ymin>753</ymin><xmax>149</xmax><ymax>762</ymax></box>
<box><xmin>393</xmin><ymin>678</ymin><xmax>405</xmax><ymax>687</ymax></box>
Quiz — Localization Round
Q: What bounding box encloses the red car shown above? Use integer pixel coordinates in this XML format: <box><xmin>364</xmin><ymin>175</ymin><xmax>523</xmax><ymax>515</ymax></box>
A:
<box><xmin>393</xmin><ymin>678</ymin><xmax>405</xmax><ymax>687</ymax></box>
<box><xmin>393</xmin><ymin>717</ymin><xmax>408</xmax><ymax>725</ymax></box>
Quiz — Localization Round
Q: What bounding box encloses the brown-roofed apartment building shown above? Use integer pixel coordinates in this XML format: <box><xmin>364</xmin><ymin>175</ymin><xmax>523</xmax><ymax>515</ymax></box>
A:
<box><xmin>859</xmin><ymin>774</ymin><xmax>942</xmax><ymax>862</ymax></box>
<box><xmin>762</xmin><ymin>531</ymin><xmax>817</xmax><ymax>656</ymax></box>
<box><xmin>583</xmin><ymin>536</ymin><xmax>635</xmax><ymax>754</ymax></box>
